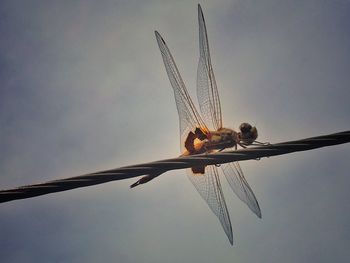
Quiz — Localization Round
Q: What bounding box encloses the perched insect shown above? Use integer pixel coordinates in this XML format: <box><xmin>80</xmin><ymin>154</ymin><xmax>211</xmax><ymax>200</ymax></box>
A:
<box><xmin>131</xmin><ymin>4</ymin><xmax>263</xmax><ymax>245</ymax></box>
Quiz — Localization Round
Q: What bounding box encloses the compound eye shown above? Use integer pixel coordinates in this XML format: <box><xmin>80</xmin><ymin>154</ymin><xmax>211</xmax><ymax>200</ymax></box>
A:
<box><xmin>240</xmin><ymin>123</ymin><xmax>252</xmax><ymax>133</ymax></box>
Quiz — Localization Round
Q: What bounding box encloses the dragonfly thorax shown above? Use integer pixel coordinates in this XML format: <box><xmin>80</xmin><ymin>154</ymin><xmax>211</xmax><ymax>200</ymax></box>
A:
<box><xmin>210</xmin><ymin>128</ymin><xmax>237</xmax><ymax>144</ymax></box>
<box><xmin>183</xmin><ymin>127</ymin><xmax>237</xmax><ymax>155</ymax></box>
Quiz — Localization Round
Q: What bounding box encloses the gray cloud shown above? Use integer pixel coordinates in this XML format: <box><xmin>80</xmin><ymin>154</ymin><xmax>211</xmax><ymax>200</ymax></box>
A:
<box><xmin>0</xmin><ymin>0</ymin><xmax>349</xmax><ymax>262</ymax></box>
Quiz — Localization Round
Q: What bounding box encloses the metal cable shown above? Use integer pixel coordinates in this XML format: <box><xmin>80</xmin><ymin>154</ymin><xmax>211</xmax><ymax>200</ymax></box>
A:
<box><xmin>0</xmin><ymin>130</ymin><xmax>349</xmax><ymax>204</ymax></box>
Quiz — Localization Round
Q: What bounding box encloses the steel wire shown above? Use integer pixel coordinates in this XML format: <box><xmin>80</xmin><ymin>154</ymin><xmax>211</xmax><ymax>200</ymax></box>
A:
<box><xmin>0</xmin><ymin>130</ymin><xmax>349</xmax><ymax>203</ymax></box>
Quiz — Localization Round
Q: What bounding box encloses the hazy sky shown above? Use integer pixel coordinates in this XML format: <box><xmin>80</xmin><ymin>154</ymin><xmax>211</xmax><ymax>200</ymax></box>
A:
<box><xmin>1</xmin><ymin>0</ymin><xmax>350</xmax><ymax>262</ymax></box>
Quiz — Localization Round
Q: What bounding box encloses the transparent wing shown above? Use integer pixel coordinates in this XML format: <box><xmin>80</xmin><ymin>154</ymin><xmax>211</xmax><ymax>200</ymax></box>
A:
<box><xmin>155</xmin><ymin>24</ymin><xmax>233</xmax><ymax>244</ymax></box>
<box><xmin>188</xmin><ymin>165</ymin><xmax>233</xmax><ymax>245</ymax></box>
<box><xmin>196</xmin><ymin>4</ymin><xmax>222</xmax><ymax>131</ymax></box>
<box><xmin>221</xmin><ymin>162</ymin><xmax>262</xmax><ymax>218</ymax></box>
<box><xmin>155</xmin><ymin>31</ymin><xmax>209</xmax><ymax>152</ymax></box>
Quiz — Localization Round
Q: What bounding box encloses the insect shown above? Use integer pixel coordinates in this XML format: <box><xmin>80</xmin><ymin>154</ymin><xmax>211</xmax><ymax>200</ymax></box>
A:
<box><xmin>131</xmin><ymin>4</ymin><xmax>262</xmax><ymax>245</ymax></box>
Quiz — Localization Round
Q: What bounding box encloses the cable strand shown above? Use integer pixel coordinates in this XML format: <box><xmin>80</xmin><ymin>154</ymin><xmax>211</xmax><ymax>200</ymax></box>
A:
<box><xmin>0</xmin><ymin>130</ymin><xmax>349</xmax><ymax>203</ymax></box>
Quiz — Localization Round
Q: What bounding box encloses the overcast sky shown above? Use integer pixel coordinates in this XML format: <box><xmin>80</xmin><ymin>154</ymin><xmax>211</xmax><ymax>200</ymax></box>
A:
<box><xmin>0</xmin><ymin>0</ymin><xmax>350</xmax><ymax>262</ymax></box>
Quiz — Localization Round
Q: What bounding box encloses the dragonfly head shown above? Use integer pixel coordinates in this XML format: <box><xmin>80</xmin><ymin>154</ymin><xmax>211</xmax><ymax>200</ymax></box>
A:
<box><xmin>239</xmin><ymin>122</ymin><xmax>258</xmax><ymax>145</ymax></box>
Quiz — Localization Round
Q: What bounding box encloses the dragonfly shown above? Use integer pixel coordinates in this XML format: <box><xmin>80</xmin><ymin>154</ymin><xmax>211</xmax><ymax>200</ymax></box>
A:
<box><xmin>131</xmin><ymin>4</ymin><xmax>262</xmax><ymax>245</ymax></box>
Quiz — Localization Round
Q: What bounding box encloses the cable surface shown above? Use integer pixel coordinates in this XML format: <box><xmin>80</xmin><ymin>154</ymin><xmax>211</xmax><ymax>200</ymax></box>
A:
<box><xmin>0</xmin><ymin>130</ymin><xmax>349</xmax><ymax>203</ymax></box>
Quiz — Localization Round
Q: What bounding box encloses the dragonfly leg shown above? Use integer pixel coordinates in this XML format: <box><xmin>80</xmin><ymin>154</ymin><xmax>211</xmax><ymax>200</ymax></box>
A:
<box><xmin>252</xmin><ymin>140</ymin><xmax>270</xmax><ymax>146</ymax></box>
<box><xmin>238</xmin><ymin>142</ymin><xmax>247</xmax><ymax>148</ymax></box>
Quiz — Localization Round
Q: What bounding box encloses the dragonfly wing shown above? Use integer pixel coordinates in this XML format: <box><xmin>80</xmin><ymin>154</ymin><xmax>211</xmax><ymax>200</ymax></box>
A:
<box><xmin>188</xmin><ymin>165</ymin><xmax>233</xmax><ymax>245</ymax></box>
<box><xmin>155</xmin><ymin>31</ymin><xmax>209</xmax><ymax>151</ymax></box>
<box><xmin>196</xmin><ymin>4</ymin><xmax>222</xmax><ymax>131</ymax></box>
<box><xmin>221</xmin><ymin>162</ymin><xmax>262</xmax><ymax>218</ymax></box>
